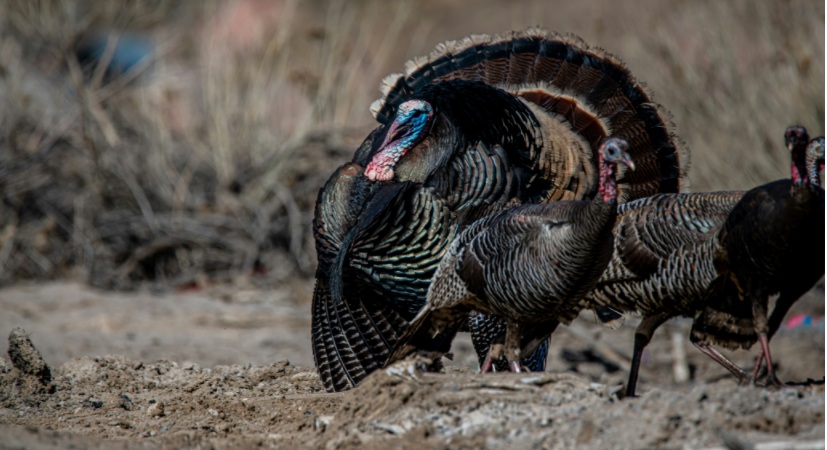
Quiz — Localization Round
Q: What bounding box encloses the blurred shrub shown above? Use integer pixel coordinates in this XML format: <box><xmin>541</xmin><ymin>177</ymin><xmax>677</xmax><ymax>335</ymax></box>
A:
<box><xmin>0</xmin><ymin>0</ymin><xmax>822</xmax><ymax>291</ymax></box>
<box><xmin>0</xmin><ymin>0</ymin><xmax>417</xmax><ymax>289</ymax></box>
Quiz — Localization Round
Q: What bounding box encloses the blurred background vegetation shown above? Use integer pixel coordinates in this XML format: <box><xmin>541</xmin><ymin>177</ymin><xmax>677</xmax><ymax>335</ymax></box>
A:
<box><xmin>0</xmin><ymin>0</ymin><xmax>823</xmax><ymax>290</ymax></box>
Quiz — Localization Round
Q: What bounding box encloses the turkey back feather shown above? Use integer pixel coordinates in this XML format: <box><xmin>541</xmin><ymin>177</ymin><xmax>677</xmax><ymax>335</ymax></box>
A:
<box><xmin>585</xmin><ymin>192</ymin><xmax>745</xmax><ymax>318</ymax></box>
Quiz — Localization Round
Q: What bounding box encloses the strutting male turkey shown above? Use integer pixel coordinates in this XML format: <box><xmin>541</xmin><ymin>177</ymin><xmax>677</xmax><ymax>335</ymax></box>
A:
<box><xmin>386</xmin><ymin>138</ymin><xmax>636</xmax><ymax>370</ymax></box>
<box><xmin>311</xmin><ymin>28</ymin><xmax>689</xmax><ymax>392</ymax></box>
<box><xmin>690</xmin><ymin>128</ymin><xmax>825</xmax><ymax>387</ymax></box>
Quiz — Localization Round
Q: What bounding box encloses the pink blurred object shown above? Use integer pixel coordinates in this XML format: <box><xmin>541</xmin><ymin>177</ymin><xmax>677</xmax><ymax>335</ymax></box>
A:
<box><xmin>784</xmin><ymin>313</ymin><xmax>822</xmax><ymax>330</ymax></box>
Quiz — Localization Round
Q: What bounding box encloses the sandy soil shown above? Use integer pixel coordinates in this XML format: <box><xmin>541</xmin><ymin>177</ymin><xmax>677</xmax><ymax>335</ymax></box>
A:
<box><xmin>0</xmin><ymin>281</ymin><xmax>823</xmax><ymax>449</ymax></box>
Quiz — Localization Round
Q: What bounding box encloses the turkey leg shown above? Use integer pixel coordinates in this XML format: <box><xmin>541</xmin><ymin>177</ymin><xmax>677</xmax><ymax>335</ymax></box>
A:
<box><xmin>749</xmin><ymin>290</ymin><xmax>782</xmax><ymax>388</ymax></box>
<box><xmin>748</xmin><ymin>286</ymin><xmax>806</xmax><ymax>385</ymax></box>
<box><xmin>504</xmin><ymin>321</ymin><xmax>522</xmax><ymax>373</ymax></box>
<box><xmin>692</xmin><ymin>341</ymin><xmax>749</xmax><ymax>382</ymax></box>
<box><xmin>480</xmin><ymin>343</ymin><xmax>504</xmax><ymax>373</ymax></box>
<box><xmin>480</xmin><ymin>320</ymin><xmax>524</xmax><ymax>373</ymax></box>
<box><xmin>626</xmin><ymin>311</ymin><xmax>671</xmax><ymax>397</ymax></box>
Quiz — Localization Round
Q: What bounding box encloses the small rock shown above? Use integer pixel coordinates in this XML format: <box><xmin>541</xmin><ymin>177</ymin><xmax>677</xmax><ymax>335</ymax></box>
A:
<box><xmin>290</xmin><ymin>372</ymin><xmax>317</xmax><ymax>380</ymax></box>
<box><xmin>371</xmin><ymin>420</ymin><xmax>406</xmax><ymax>435</ymax></box>
<box><xmin>147</xmin><ymin>401</ymin><xmax>165</xmax><ymax>417</ymax></box>
<box><xmin>272</xmin><ymin>360</ymin><xmax>290</xmax><ymax>369</ymax></box>
<box><xmin>314</xmin><ymin>415</ymin><xmax>333</xmax><ymax>432</ymax></box>
<box><xmin>7</xmin><ymin>328</ymin><xmax>52</xmax><ymax>386</ymax></box>
<box><xmin>120</xmin><ymin>393</ymin><xmax>133</xmax><ymax>411</ymax></box>
<box><xmin>718</xmin><ymin>429</ymin><xmax>754</xmax><ymax>450</ymax></box>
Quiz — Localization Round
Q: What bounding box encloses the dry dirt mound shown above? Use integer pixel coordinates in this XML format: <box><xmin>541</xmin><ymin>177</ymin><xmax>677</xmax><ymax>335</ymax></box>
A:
<box><xmin>0</xmin><ymin>331</ymin><xmax>823</xmax><ymax>450</ymax></box>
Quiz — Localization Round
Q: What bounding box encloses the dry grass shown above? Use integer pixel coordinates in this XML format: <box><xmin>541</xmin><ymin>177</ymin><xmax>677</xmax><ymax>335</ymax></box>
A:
<box><xmin>0</xmin><ymin>0</ymin><xmax>823</xmax><ymax>288</ymax></box>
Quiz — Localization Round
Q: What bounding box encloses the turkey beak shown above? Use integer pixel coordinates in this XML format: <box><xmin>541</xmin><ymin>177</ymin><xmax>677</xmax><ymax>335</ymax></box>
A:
<box><xmin>379</xmin><ymin>124</ymin><xmax>397</xmax><ymax>150</ymax></box>
<box><xmin>623</xmin><ymin>159</ymin><xmax>636</xmax><ymax>172</ymax></box>
<box><xmin>392</xmin><ymin>124</ymin><xmax>411</xmax><ymax>141</ymax></box>
<box><xmin>381</xmin><ymin>122</ymin><xmax>410</xmax><ymax>149</ymax></box>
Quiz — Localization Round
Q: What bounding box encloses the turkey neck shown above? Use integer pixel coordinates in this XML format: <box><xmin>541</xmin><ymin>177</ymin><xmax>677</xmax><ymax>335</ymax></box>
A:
<box><xmin>597</xmin><ymin>151</ymin><xmax>619</xmax><ymax>203</ymax></box>
<box><xmin>806</xmin><ymin>160</ymin><xmax>824</xmax><ymax>187</ymax></box>
<box><xmin>791</xmin><ymin>148</ymin><xmax>808</xmax><ymax>186</ymax></box>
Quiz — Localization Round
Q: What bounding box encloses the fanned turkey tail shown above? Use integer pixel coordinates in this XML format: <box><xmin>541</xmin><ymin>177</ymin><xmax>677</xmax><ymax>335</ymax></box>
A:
<box><xmin>372</xmin><ymin>28</ymin><xmax>688</xmax><ymax>202</ymax></box>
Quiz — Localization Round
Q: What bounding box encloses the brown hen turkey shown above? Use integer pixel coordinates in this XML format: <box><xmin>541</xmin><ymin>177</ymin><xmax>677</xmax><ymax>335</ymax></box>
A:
<box><xmin>386</xmin><ymin>138</ymin><xmax>635</xmax><ymax>370</ymax></box>
<box><xmin>585</xmin><ymin>190</ymin><xmax>745</xmax><ymax>396</ymax></box>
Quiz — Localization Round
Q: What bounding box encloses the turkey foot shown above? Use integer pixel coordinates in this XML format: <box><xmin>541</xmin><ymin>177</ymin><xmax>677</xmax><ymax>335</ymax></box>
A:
<box><xmin>480</xmin><ymin>321</ymin><xmax>524</xmax><ymax>373</ymax></box>
<box><xmin>481</xmin><ymin>343</ymin><xmax>504</xmax><ymax>373</ymax></box>
<box><xmin>749</xmin><ymin>333</ymin><xmax>783</xmax><ymax>388</ymax></box>
<box><xmin>692</xmin><ymin>342</ymin><xmax>750</xmax><ymax>383</ymax></box>
<box><xmin>748</xmin><ymin>361</ymin><xmax>783</xmax><ymax>388</ymax></box>
<box><xmin>504</xmin><ymin>321</ymin><xmax>522</xmax><ymax>373</ymax></box>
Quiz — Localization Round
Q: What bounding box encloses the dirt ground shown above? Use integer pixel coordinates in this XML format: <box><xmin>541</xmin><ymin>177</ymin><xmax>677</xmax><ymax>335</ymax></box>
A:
<box><xmin>0</xmin><ymin>280</ymin><xmax>823</xmax><ymax>449</ymax></box>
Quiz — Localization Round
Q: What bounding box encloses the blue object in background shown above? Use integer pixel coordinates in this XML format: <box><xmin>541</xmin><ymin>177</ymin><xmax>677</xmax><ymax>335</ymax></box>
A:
<box><xmin>76</xmin><ymin>32</ymin><xmax>154</xmax><ymax>82</ymax></box>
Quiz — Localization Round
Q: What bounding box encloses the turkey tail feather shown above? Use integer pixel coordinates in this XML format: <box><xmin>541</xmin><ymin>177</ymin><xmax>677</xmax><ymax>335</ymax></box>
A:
<box><xmin>690</xmin><ymin>275</ymin><xmax>757</xmax><ymax>351</ymax></box>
